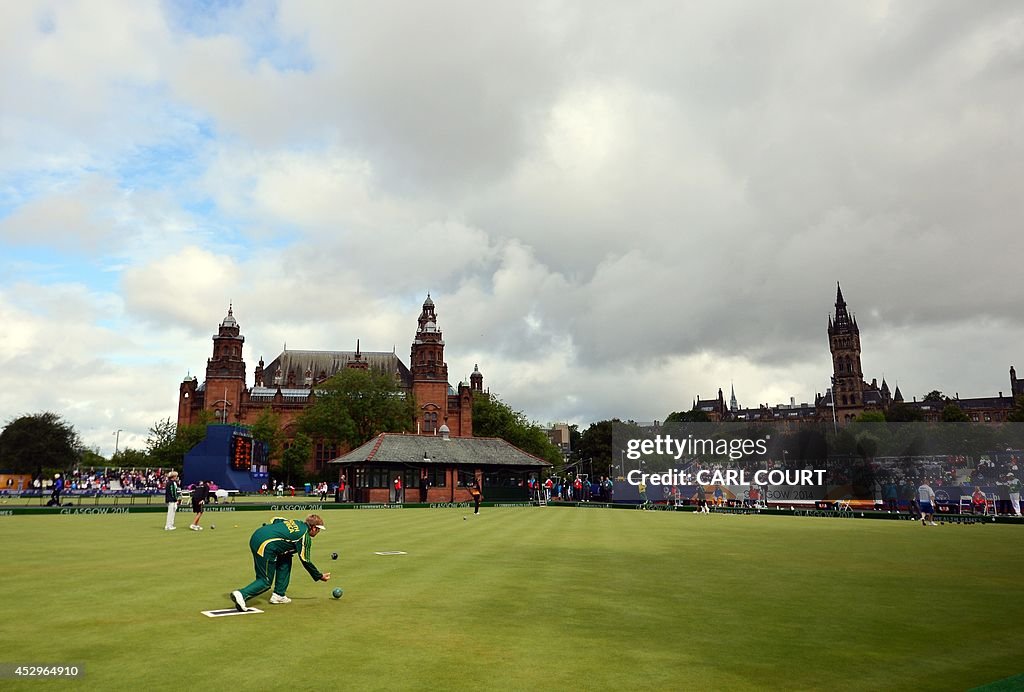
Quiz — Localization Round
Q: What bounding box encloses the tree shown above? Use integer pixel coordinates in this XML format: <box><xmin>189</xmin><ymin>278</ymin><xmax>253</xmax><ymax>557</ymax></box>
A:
<box><xmin>941</xmin><ymin>403</ymin><xmax>970</xmax><ymax>422</ymax></box>
<box><xmin>885</xmin><ymin>403</ymin><xmax>925</xmax><ymax>422</ymax></box>
<box><xmin>855</xmin><ymin>411</ymin><xmax>886</xmax><ymax>423</ymax></box>
<box><xmin>247</xmin><ymin>409</ymin><xmax>286</xmax><ymax>464</ymax></box>
<box><xmin>146</xmin><ymin>416</ymin><xmax>210</xmax><ymax>470</ymax></box>
<box><xmin>1007</xmin><ymin>395</ymin><xmax>1024</xmax><ymax>423</ymax></box>
<box><xmin>472</xmin><ymin>393</ymin><xmax>562</xmax><ymax>466</ymax></box>
<box><xmin>278</xmin><ymin>432</ymin><xmax>312</xmax><ymax>486</ymax></box>
<box><xmin>665</xmin><ymin>408</ymin><xmax>711</xmax><ymax>423</ymax></box>
<box><xmin>0</xmin><ymin>412</ymin><xmax>83</xmax><ymax>474</ymax></box>
<box><xmin>298</xmin><ymin>369</ymin><xmax>414</xmax><ymax>449</ymax></box>
<box><xmin>80</xmin><ymin>448</ymin><xmax>107</xmax><ymax>468</ymax></box>
<box><xmin>112</xmin><ymin>448</ymin><xmax>149</xmax><ymax>468</ymax></box>
<box><xmin>574</xmin><ymin>420</ymin><xmax>616</xmax><ymax>478</ymax></box>
<box><xmin>923</xmin><ymin>390</ymin><xmax>947</xmax><ymax>403</ymax></box>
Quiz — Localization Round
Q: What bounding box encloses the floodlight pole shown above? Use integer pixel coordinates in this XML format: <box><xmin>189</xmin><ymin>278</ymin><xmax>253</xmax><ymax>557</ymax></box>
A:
<box><xmin>113</xmin><ymin>429</ymin><xmax>122</xmax><ymax>457</ymax></box>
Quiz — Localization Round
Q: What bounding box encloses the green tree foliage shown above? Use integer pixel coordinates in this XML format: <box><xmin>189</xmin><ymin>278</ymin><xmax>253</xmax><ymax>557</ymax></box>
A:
<box><xmin>278</xmin><ymin>432</ymin><xmax>312</xmax><ymax>486</ymax></box>
<box><xmin>885</xmin><ymin>403</ymin><xmax>925</xmax><ymax>422</ymax></box>
<box><xmin>923</xmin><ymin>390</ymin><xmax>947</xmax><ymax>403</ymax></box>
<box><xmin>573</xmin><ymin>420</ymin><xmax>616</xmax><ymax>477</ymax></box>
<box><xmin>298</xmin><ymin>369</ymin><xmax>414</xmax><ymax>449</ymax></box>
<box><xmin>247</xmin><ymin>409</ymin><xmax>286</xmax><ymax>464</ymax></box>
<box><xmin>569</xmin><ymin>424</ymin><xmax>581</xmax><ymax>454</ymax></box>
<box><xmin>80</xmin><ymin>448</ymin><xmax>107</xmax><ymax>468</ymax></box>
<box><xmin>472</xmin><ymin>393</ymin><xmax>562</xmax><ymax>466</ymax></box>
<box><xmin>665</xmin><ymin>408</ymin><xmax>711</xmax><ymax>423</ymax></box>
<box><xmin>146</xmin><ymin>416</ymin><xmax>210</xmax><ymax>470</ymax></box>
<box><xmin>0</xmin><ymin>412</ymin><xmax>83</xmax><ymax>474</ymax></box>
<box><xmin>112</xmin><ymin>448</ymin><xmax>148</xmax><ymax>468</ymax></box>
<box><xmin>855</xmin><ymin>411</ymin><xmax>886</xmax><ymax>423</ymax></box>
<box><xmin>941</xmin><ymin>403</ymin><xmax>970</xmax><ymax>422</ymax></box>
<box><xmin>1007</xmin><ymin>395</ymin><xmax>1024</xmax><ymax>423</ymax></box>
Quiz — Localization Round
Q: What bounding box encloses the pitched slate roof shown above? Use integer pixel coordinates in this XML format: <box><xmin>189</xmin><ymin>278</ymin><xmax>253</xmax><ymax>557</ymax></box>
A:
<box><xmin>329</xmin><ymin>433</ymin><xmax>551</xmax><ymax>468</ymax></box>
<box><xmin>261</xmin><ymin>349</ymin><xmax>412</xmax><ymax>389</ymax></box>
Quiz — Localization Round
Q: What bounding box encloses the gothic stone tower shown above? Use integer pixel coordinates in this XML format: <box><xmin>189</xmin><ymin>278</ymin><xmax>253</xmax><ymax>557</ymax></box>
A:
<box><xmin>828</xmin><ymin>283</ymin><xmax>865</xmax><ymax>422</ymax></box>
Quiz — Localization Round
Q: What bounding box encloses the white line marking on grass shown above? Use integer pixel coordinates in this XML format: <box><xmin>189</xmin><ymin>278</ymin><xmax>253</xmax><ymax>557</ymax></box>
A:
<box><xmin>202</xmin><ymin>608</ymin><xmax>265</xmax><ymax>618</ymax></box>
<box><xmin>374</xmin><ymin>551</ymin><xmax>408</xmax><ymax>555</ymax></box>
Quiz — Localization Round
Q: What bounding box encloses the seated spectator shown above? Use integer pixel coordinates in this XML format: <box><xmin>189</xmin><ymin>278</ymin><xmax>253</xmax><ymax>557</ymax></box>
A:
<box><xmin>971</xmin><ymin>486</ymin><xmax>987</xmax><ymax>514</ymax></box>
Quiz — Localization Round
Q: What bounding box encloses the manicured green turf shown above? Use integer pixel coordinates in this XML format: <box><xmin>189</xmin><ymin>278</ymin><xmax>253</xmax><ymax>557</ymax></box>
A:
<box><xmin>1</xmin><ymin>508</ymin><xmax>1022</xmax><ymax>690</ymax></box>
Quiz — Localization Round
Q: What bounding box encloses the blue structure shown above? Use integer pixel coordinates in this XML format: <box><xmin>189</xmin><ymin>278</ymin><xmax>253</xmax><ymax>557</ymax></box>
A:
<box><xmin>183</xmin><ymin>424</ymin><xmax>268</xmax><ymax>492</ymax></box>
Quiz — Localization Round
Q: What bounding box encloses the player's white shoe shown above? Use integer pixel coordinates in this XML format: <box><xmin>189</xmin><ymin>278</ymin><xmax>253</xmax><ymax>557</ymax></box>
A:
<box><xmin>269</xmin><ymin>593</ymin><xmax>292</xmax><ymax>604</ymax></box>
<box><xmin>230</xmin><ymin>590</ymin><xmax>246</xmax><ymax>612</ymax></box>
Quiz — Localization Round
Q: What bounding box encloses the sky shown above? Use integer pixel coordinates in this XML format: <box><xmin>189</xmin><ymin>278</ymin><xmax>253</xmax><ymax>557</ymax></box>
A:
<box><xmin>2</xmin><ymin>0</ymin><xmax>1022</xmax><ymax>457</ymax></box>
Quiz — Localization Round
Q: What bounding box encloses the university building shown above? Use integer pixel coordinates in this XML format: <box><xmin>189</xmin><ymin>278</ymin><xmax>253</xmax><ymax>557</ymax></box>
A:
<box><xmin>693</xmin><ymin>283</ymin><xmax>1020</xmax><ymax>427</ymax></box>
<box><xmin>177</xmin><ymin>295</ymin><xmax>484</xmax><ymax>473</ymax></box>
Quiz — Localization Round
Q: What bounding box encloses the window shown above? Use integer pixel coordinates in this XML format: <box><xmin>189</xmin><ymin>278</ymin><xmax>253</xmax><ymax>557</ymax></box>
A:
<box><xmin>402</xmin><ymin>468</ymin><xmax>420</xmax><ymax>490</ymax></box>
<box><xmin>420</xmin><ymin>466</ymin><xmax>446</xmax><ymax>487</ymax></box>
<box><xmin>423</xmin><ymin>412</ymin><xmax>438</xmax><ymax>433</ymax></box>
<box><xmin>354</xmin><ymin>465</ymin><xmax>392</xmax><ymax>488</ymax></box>
<box><xmin>483</xmin><ymin>470</ymin><xmax>528</xmax><ymax>488</ymax></box>
<box><xmin>314</xmin><ymin>442</ymin><xmax>338</xmax><ymax>471</ymax></box>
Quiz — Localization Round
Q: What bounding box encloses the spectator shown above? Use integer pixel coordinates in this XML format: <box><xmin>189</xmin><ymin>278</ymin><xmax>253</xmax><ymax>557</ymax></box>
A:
<box><xmin>971</xmin><ymin>486</ymin><xmax>987</xmax><ymax>514</ymax></box>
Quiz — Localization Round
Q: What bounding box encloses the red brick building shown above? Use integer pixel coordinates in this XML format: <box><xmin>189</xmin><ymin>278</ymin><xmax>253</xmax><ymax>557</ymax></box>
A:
<box><xmin>177</xmin><ymin>296</ymin><xmax>483</xmax><ymax>472</ymax></box>
<box><xmin>330</xmin><ymin>432</ymin><xmax>551</xmax><ymax>504</ymax></box>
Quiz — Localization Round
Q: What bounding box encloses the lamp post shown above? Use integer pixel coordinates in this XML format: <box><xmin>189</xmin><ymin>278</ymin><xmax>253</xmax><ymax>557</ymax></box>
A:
<box><xmin>212</xmin><ymin>387</ymin><xmax>233</xmax><ymax>424</ymax></box>
<box><xmin>113</xmin><ymin>429</ymin><xmax>122</xmax><ymax>458</ymax></box>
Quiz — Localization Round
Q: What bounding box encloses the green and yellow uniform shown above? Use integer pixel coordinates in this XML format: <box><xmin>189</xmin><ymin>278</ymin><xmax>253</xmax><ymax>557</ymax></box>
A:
<box><xmin>238</xmin><ymin>517</ymin><xmax>324</xmax><ymax>600</ymax></box>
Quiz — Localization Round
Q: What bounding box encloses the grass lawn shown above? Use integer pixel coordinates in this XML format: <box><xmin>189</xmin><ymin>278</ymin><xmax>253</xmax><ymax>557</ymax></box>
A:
<box><xmin>1</xmin><ymin>507</ymin><xmax>1022</xmax><ymax>691</ymax></box>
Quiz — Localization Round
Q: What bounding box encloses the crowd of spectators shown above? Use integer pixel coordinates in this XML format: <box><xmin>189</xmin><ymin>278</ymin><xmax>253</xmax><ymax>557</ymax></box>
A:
<box><xmin>56</xmin><ymin>467</ymin><xmax>176</xmax><ymax>494</ymax></box>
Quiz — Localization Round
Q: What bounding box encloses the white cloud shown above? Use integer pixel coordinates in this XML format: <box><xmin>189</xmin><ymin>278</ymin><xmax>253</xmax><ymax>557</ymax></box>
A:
<box><xmin>1</xmin><ymin>0</ymin><xmax>1022</xmax><ymax>455</ymax></box>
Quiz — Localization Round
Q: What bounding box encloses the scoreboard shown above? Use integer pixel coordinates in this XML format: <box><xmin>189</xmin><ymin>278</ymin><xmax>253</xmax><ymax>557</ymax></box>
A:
<box><xmin>231</xmin><ymin>434</ymin><xmax>253</xmax><ymax>471</ymax></box>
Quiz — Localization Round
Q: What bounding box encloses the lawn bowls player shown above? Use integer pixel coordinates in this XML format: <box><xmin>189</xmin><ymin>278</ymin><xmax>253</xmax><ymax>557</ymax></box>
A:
<box><xmin>229</xmin><ymin>514</ymin><xmax>331</xmax><ymax>611</ymax></box>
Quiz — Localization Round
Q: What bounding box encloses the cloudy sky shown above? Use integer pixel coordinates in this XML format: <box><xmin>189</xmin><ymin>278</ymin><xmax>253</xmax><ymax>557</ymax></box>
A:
<box><xmin>2</xmin><ymin>0</ymin><xmax>1022</xmax><ymax>456</ymax></box>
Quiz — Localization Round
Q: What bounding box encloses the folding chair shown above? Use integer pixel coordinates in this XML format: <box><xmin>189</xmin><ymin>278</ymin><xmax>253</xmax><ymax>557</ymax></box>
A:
<box><xmin>959</xmin><ymin>495</ymin><xmax>973</xmax><ymax>514</ymax></box>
